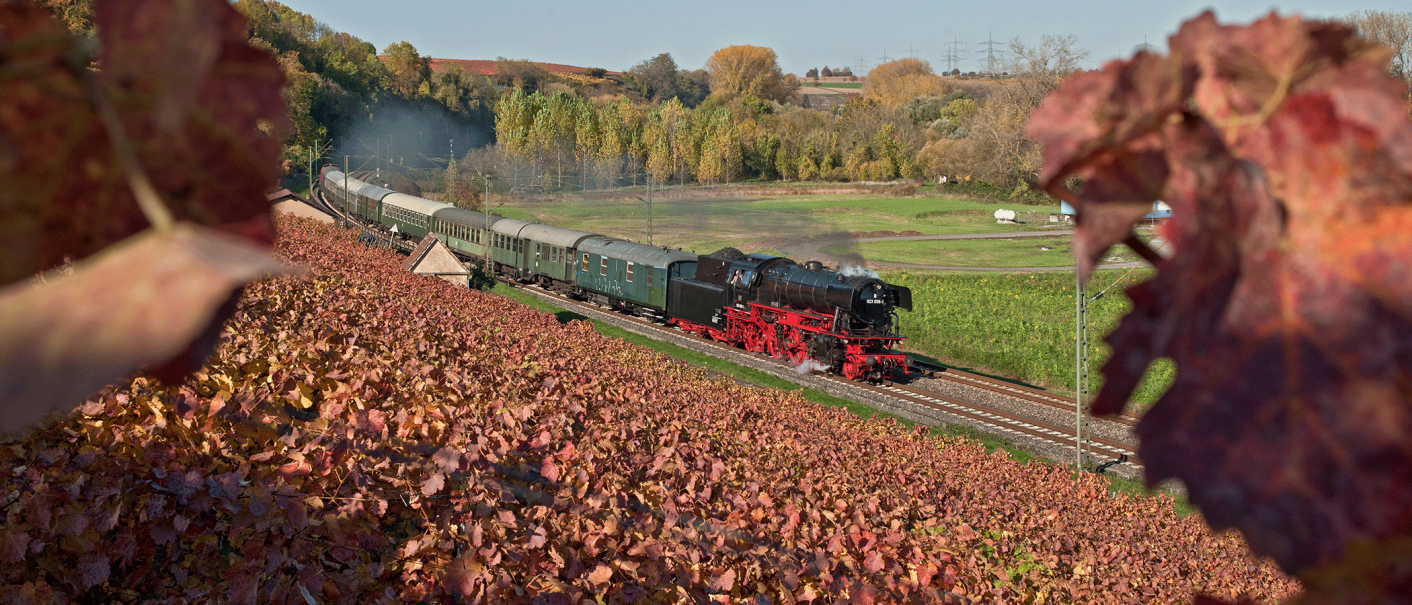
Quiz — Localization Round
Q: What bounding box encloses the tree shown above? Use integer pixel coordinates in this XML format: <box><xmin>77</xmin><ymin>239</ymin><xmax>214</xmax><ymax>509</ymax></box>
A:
<box><xmin>705</xmin><ymin>45</ymin><xmax>797</xmax><ymax>103</ymax></box>
<box><xmin>493</xmin><ymin>57</ymin><xmax>550</xmax><ymax>94</ymax></box>
<box><xmin>628</xmin><ymin>53</ymin><xmax>681</xmax><ymax>101</ymax></box>
<box><xmin>821</xmin><ymin>66</ymin><xmax>833</xmax><ymax>77</ymax></box>
<box><xmin>864</xmin><ymin>57</ymin><xmax>952</xmax><ymax>107</ymax></box>
<box><xmin>805</xmin><ymin>67</ymin><xmax>819</xmax><ymax>78</ymax></box>
<box><xmin>675</xmin><ymin>69</ymin><xmax>711</xmax><ymax>108</ymax></box>
<box><xmin>1006</xmin><ymin>34</ymin><xmax>1088</xmax><ymax>109</ymax></box>
<box><xmin>383</xmin><ymin>40</ymin><xmax>430</xmax><ymax>99</ymax></box>
<box><xmin>1344</xmin><ymin>10</ymin><xmax>1411</xmax><ymax>90</ymax></box>
<box><xmin>35</xmin><ymin>0</ymin><xmax>93</xmax><ymax>34</ymax></box>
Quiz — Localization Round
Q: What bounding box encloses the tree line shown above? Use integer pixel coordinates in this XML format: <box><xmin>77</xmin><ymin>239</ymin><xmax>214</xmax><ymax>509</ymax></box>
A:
<box><xmin>37</xmin><ymin>0</ymin><xmax>1411</xmax><ymax>201</ymax></box>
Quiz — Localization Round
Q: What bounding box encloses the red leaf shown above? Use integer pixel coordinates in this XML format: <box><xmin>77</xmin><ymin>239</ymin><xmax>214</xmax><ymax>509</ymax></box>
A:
<box><xmin>432</xmin><ymin>446</ymin><xmax>460</xmax><ymax>473</ymax></box>
<box><xmin>709</xmin><ymin>460</ymin><xmax>726</xmax><ymax>482</ymax></box>
<box><xmin>863</xmin><ymin>551</ymin><xmax>884</xmax><ymax>574</ymax></box>
<box><xmin>1032</xmin><ymin>10</ymin><xmax>1412</xmax><ymax>579</ymax></box>
<box><xmin>708</xmin><ymin>568</ymin><xmax>735</xmax><ymax>592</ymax></box>
<box><xmin>76</xmin><ymin>553</ymin><xmax>110</xmax><ymax>589</ymax></box>
<box><xmin>421</xmin><ymin>472</ymin><xmax>445</xmax><ymax>497</ymax></box>
<box><xmin>0</xmin><ymin>0</ymin><xmax>286</xmax><ymax>287</ymax></box>
<box><xmin>443</xmin><ymin>554</ymin><xmax>480</xmax><ymax>597</ymax></box>
<box><xmin>0</xmin><ymin>528</ymin><xmax>29</xmax><ymax>563</ymax></box>
<box><xmin>540</xmin><ymin>459</ymin><xmax>560</xmax><ymax>482</ymax></box>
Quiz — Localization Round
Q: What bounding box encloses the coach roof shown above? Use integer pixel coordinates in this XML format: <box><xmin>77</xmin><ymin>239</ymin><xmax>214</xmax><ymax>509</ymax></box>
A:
<box><xmin>517</xmin><ymin>223</ymin><xmax>599</xmax><ymax>249</ymax></box>
<box><xmin>576</xmin><ymin>238</ymin><xmax>697</xmax><ymax>267</ymax></box>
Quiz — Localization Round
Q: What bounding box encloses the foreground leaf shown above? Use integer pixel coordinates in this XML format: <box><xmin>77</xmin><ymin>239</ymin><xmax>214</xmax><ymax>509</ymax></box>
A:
<box><xmin>1029</xmin><ymin>10</ymin><xmax>1412</xmax><ymax>587</ymax></box>
<box><xmin>0</xmin><ymin>0</ymin><xmax>287</xmax><ymax>287</ymax></box>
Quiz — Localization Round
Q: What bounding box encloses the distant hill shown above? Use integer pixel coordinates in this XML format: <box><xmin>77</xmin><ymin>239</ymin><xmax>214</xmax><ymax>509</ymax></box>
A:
<box><xmin>428</xmin><ymin>59</ymin><xmax>619</xmax><ymax>76</ymax></box>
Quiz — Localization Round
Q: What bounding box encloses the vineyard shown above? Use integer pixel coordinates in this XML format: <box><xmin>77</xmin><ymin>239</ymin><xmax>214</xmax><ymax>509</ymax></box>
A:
<box><xmin>0</xmin><ymin>217</ymin><xmax>1294</xmax><ymax>603</ymax></box>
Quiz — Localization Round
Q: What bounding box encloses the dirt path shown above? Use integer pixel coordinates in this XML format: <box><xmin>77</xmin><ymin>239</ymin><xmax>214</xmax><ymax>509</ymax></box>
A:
<box><xmin>779</xmin><ymin>230</ymin><xmax>1148</xmax><ymax>272</ymax></box>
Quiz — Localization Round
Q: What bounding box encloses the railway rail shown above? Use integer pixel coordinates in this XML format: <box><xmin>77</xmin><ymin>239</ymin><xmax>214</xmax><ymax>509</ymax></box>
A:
<box><xmin>510</xmin><ymin>278</ymin><xmax>1144</xmax><ymax>475</ymax></box>
<box><xmin>908</xmin><ymin>359</ymin><xmax>1142</xmax><ymax>428</ymax></box>
<box><xmin>311</xmin><ymin>184</ymin><xmax>1145</xmax><ymax>475</ymax></box>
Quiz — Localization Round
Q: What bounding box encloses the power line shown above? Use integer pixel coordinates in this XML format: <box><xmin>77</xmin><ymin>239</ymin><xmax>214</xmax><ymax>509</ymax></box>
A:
<box><xmin>877</xmin><ymin>49</ymin><xmax>892</xmax><ymax>64</ymax></box>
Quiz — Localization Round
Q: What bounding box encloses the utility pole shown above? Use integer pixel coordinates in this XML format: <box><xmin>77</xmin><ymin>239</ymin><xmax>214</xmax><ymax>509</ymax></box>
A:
<box><xmin>1134</xmin><ymin>35</ymin><xmax>1156</xmax><ymax>54</ymax></box>
<box><xmin>906</xmin><ymin>44</ymin><xmax>919</xmax><ymax>59</ymax></box>
<box><xmin>1075</xmin><ymin>275</ymin><xmax>1093</xmax><ymax>470</ymax></box>
<box><xmin>483</xmin><ymin>175</ymin><xmax>492</xmax><ymax>271</ymax></box>
<box><xmin>854</xmin><ymin>56</ymin><xmax>867</xmax><ymax>77</ymax></box>
<box><xmin>877</xmin><ymin>49</ymin><xmax>892</xmax><ymax>65</ymax></box>
<box><xmin>978</xmin><ymin>32</ymin><xmax>1005</xmax><ymax>76</ymax></box>
<box><xmin>646</xmin><ymin>175</ymin><xmax>653</xmax><ymax>247</ymax></box>
<box><xmin>342</xmin><ymin>155</ymin><xmax>349</xmax><ymax>229</ymax></box>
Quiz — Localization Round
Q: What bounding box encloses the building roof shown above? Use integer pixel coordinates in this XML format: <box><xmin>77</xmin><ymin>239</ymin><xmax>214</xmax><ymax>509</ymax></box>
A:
<box><xmin>401</xmin><ymin>234</ymin><xmax>469</xmax><ymax>275</ymax></box>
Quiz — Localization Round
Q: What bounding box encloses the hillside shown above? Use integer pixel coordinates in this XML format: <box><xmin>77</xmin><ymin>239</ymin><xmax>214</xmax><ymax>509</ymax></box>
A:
<box><xmin>428</xmin><ymin>58</ymin><xmax>619</xmax><ymax>76</ymax></box>
<box><xmin>0</xmin><ymin>217</ymin><xmax>1296</xmax><ymax>603</ymax></box>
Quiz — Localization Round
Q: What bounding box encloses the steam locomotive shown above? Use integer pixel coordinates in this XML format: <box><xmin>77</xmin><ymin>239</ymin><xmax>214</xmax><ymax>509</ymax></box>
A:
<box><xmin>318</xmin><ymin>167</ymin><xmax>913</xmax><ymax>381</ymax></box>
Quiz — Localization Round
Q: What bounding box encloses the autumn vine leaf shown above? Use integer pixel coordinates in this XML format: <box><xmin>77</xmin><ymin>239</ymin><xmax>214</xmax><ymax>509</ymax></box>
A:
<box><xmin>0</xmin><ymin>0</ymin><xmax>292</xmax><ymax>435</ymax></box>
<box><xmin>1029</xmin><ymin>9</ymin><xmax>1412</xmax><ymax>597</ymax></box>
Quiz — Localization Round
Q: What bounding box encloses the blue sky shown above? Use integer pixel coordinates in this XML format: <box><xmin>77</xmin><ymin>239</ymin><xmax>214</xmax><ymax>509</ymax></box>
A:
<box><xmin>278</xmin><ymin>1</ymin><xmax>1407</xmax><ymax>75</ymax></box>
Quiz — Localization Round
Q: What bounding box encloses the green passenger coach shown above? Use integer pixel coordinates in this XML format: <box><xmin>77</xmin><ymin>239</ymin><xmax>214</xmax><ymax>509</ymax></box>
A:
<box><xmin>574</xmin><ymin>238</ymin><xmax>697</xmax><ymax>317</ymax></box>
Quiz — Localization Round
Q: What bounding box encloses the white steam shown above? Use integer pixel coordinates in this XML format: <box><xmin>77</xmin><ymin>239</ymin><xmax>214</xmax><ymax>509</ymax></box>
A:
<box><xmin>794</xmin><ymin>359</ymin><xmax>830</xmax><ymax>374</ymax></box>
<box><xmin>837</xmin><ymin>264</ymin><xmax>879</xmax><ymax>279</ymax></box>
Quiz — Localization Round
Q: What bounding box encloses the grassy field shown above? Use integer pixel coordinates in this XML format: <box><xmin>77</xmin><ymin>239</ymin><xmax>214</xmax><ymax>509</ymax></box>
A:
<box><xmin>823</xmin><ymin>236</ymin><xmax>1142</xmax><ymax>268</ymax></box>
<box><xmin>496</xmin><ymin>190</ymin><xmax>1065</xmax><ymax>256</ymax></box>
<box><xmin>497</xmin><ymin>188</ymin><xmax>1168</xmax><ymax>410</ymax></box>
<box><xmin>886</xmin><ymin>268</ymin><xmax>1175</xmax><ymax>410</ymax></box>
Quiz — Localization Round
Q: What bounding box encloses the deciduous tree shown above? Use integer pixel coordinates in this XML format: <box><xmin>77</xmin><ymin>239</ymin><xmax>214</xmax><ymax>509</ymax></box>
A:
<box><xmin>864</xmin><ymin>58</ymin><xmax>952</xmax><ymax>107</ymax></box>
<box><xmin>382</xmin><ymin>40</ymin><xmax>430</xmax><ymax>99</ymax></box>
<box><xmin>1344</xmin><ymin>10</ymin><xmax>1411</xmax><ymax>91</ymax></box>
<box><xmin>705</xmin><ymin>45</ymin><xmax>796</xmax><ymax>103</ymax></box>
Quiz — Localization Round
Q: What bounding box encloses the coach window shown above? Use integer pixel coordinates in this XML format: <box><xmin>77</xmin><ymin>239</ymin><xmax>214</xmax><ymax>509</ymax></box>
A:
<box><xmin>581</xmin><ymin>253</ymin><xmax>589</xmax><ymax>272</ymax></box>
<box><xmin>626</xmin><ymin>261</ymin><xmax>634</xmax><ymax>282</ymax></box>
<box><xmin>600</xmin><ymin>257</ymin><xmax>607</xmax><ymax>277</ymax></box>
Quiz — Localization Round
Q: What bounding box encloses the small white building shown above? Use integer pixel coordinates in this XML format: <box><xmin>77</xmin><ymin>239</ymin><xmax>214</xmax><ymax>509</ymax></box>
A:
<box><xmin>401</xmin><ymin>234</ymin><xmax>469</xmax><ymax>288</ymax></box>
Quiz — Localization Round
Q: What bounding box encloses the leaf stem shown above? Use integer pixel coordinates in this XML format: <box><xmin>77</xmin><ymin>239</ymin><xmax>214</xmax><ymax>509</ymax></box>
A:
<box><xmin>86</xmin><ymin>77</ymin><xmax>175</xmax><ymax>231</ymax></box>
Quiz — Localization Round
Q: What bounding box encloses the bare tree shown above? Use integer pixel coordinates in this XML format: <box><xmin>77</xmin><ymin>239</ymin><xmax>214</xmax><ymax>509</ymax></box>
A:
<box><xmin>1007</xmin><ymin>35</ymin><xmax>1089</xmax><ymax>109</ymax></box>
<box><xmin>1344</xmin><ymin>10</ymin><xmax>1411</xmax><ymax>94</ymax></box>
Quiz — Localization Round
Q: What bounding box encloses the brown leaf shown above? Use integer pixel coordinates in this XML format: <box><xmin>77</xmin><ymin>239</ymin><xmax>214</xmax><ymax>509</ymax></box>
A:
<box><xmin>0</xmin><ymin>0</ymin><xmax>287</xmax><ymax>287</ymax></box>
<box><xmin>0</xmin><ymin>224</ymin><xmax>293</xmax><ymax>436</ymax></box>
<box><xmin>586</xmin><ymin>563</ymin><xmax>613</xmax><ymax>586</ymax></box>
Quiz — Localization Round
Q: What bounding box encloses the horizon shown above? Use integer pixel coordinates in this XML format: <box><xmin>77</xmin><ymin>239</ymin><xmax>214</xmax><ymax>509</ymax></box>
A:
<box><xmin>278</xmin><ymin>0</ymin><xmax>1406</xmax><ymax>76</ymax></box>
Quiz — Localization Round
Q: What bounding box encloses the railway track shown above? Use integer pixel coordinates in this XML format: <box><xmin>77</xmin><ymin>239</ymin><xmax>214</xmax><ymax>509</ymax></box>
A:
<box><xmin>908</xmin><ymin>359</ymin><xmax>1142</xmax><ymax>428</ymax></box>
<box><xmin>509</xmin><ymin>280</ymin><xmax>1144</xmax><ymax>474</ymax></box>
<box><xmin>312</xmin><ymin>185</ymin><xmax>1144</xmax><ymax>474</ymax></box>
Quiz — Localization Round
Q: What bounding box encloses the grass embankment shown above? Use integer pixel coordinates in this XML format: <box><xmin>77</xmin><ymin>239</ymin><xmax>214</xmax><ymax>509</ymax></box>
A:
<box><xmin>886</xmin><ymin>269</ymin><xmax>1175</xmax><ymax>410</ymax></box>
<box><xmin>492</xmin><ymin>283</ymin><xmax>1189</xmax><ymax>513</ymax></box>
